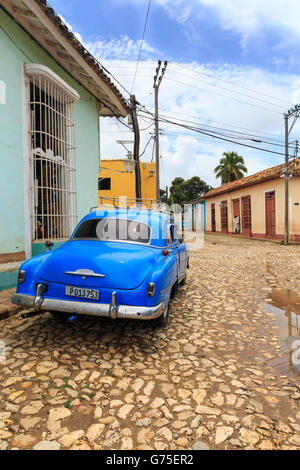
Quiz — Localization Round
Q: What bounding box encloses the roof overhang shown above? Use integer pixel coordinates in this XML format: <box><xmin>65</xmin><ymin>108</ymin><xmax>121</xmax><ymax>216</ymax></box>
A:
<box><xmin>0</xmin><ymin>0</ymin><xmax>130</xmax><ymax>117</ymax></box>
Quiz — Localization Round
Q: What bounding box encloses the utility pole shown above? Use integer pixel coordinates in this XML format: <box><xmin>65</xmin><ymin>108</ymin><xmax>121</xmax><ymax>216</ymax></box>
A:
<box><xmin>153</xmin><ymin>60</ymin><xmax>168</xmax><ymax>202</ymax></box>
<box><xmin>283</xmin><ymin>104</ymin><xmax>300</xmax><ymax>244</ymax></box>
<box><xmin>284</xmin><ymin>115</ymin><xmax>289</xmax><ymax>245</ymax></box>
<box><xmin>130</xmin><ymin>94</ymin><xmax>142</xmax><ymax>201</ymax></box>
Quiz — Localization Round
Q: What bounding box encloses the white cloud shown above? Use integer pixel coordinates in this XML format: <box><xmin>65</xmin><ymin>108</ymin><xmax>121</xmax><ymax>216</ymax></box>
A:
<box><xmin>58</xmin><ymin>15</ymin><xmax>83</xmax><ymax>43</ymax></box>
<box><xmin>99</xmin><ymin>57</ymin><xmax>300</xmax><ymax>190</ymax></box>
<box><xmin>84</xmin><ymin>35</ymin><xmax>158</xmax><ymax>60</ymax></box>
<box><xmin>121</xmin><ymin>0</ymin><xmax>300</xmax><ymax>51</ymax></box>
<box><xmin>58</xmin><ymin>6</ymin><xmax>300</xmax><ymax>192</ymax></box>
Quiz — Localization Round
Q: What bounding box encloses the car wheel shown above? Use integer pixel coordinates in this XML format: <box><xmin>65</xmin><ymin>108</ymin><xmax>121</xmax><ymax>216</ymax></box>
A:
<box><xmin>49</xmin><ymin>311</ymin><xmax>70</xmax><ymax>320</ymax></box>
<box><xmin>153</xmin><ymin>302</ymin><xmax>170</xmax><ymax>328</ymax></box>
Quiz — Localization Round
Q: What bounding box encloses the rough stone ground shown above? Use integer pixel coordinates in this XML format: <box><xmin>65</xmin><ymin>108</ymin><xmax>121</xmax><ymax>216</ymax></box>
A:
<box><xmin>0</xmin><ymin>234</ymin><xmax>299</xmax><ymax>450</ymax></box>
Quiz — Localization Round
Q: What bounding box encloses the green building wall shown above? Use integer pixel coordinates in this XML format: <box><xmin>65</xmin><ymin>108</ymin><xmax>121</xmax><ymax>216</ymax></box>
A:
<box><xmin>0</xmin><ymin>7</ymin><xmax>101</xmax><ymax>289</ymax></box>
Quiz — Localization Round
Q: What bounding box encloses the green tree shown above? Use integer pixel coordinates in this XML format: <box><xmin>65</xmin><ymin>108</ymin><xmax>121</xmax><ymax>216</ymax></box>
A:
<box><xmin>169</xmin><ymin>176</ymin><xmax>212</xmax><ymax>205</ymax></box>
<box><xmin>214</xmin><ymin>152</ymin><xmax>247</xmax><ymax>185</ymax></box>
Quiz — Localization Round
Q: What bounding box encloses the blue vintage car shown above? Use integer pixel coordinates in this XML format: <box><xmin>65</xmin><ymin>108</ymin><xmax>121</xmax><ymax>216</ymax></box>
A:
<box><xmin>12</xmin><ymin>209</ymin><xmax>189</xmax><ymax>326</ymax></box>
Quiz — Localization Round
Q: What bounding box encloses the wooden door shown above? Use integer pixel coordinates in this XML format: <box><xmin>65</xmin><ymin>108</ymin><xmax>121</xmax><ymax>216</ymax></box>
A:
<box><xmin>220</xmin><ymin>201</ymin><xmax>228</xmax><ymax>233</ymax></box>
<box><xmin>211</xmin><ymin>204</ymin><xmax>216</xmax><ymax>232</ymax></box>
<box><xmin>241</xmin><ymin>196</ymin><xmax>252</xmax><ymax>236</ymax></box>
<box><xmin>265</xmin><ymin>191</ymin><xmax>276</xmax><ymax>237</ymax></box>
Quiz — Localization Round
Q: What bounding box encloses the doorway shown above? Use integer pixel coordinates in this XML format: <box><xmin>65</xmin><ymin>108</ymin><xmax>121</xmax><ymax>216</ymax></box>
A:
<box><xmin>211</xmin><ymin>204</ymin><xmax>216</xmax><ymax>232</ymax></box>
<box><xmin>241</xmin><ymin>195</ymin><xmax>252</xmax><ymax>236</ymax></box>
<box><xmin>220</xmin><ymin>201</ymin><xmax>228</xmax><ymax>233</ymax></box>
<box><xmin>233</xmin><ymin>199</ymin><xmax>240</xmax><ymax>234</ymax></box>
<box><xmin>265</xmin><ymin>191</ymin><xmax>276</xmax><ymax>237</ymax></box>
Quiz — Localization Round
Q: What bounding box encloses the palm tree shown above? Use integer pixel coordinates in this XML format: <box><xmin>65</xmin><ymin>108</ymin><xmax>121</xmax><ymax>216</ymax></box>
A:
<box><xmin>214</xmin><ymin>152</ymin><xmax>248</xmax><ymax>185</ymax></box>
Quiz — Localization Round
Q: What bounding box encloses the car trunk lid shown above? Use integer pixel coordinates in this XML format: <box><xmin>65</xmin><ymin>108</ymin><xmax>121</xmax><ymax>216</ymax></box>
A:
<box><xmin>37</xmin><ymin>240</ymin><xmax>158</xmax><ymax>290</ymax></box>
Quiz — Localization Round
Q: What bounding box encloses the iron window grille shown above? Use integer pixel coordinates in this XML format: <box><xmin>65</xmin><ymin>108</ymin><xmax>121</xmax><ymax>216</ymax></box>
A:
<box><xmin>27</xmin><ymin>73</ymin><xmax>77</xmax><ymax>241</ymax></box>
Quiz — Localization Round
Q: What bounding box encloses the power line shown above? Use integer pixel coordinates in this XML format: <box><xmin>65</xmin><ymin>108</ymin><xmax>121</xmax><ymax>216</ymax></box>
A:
<box><xmin>131</xmin><ymin>0</ymin><xmax>152</xmax><ymax>93</ymax></box>
<box><xmin>139</xmin><ymin>105</ymin><xmax>287</xmax><ymax>141</ymax></box>
<box><xmin>137</xmin><ymin>107</ymin><xmax>296</xmax><ymax>150</ymax></box>
<box><xmin>165</xmin><ymin>68</ymin><xmax>285</xmax><ymax>110</ymax></box>
<box><xmin>165</xmin><ymin>77</ymin><xmax>283</xmax><ymax>115</ymax></box>
<box><xmin>155</xmin><ymin>107</ymin><xmax>286</xmax><ymax>140</ymax></box>
<box><xmin>138</xmin><ymin>109</ymin><xmax>296</xmax><ymax>157</ymax></box>
<box><xmin>140</xmin><ymin>135</ymin><xmax>154</xmax><ymax>158</ymax></box>
<box><xmin>138</xmin><ymin>111</ymin><xmax>296</xmax><ymax>149</ymax></box>
<box><xmin>169</xmin><ymin>62</ymin><xmax>293</xmax><ymax>107</ymax></box>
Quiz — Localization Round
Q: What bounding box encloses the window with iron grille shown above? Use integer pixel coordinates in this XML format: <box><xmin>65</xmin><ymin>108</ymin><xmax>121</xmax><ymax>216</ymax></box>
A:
<box><xmin>98</xmin><ymin>178</ymin><xmax>111</xmax><ymax>190</ymax></box>
<box><xmin>220</xmin><ymin>201</ymin><xmax>228</xmax><ymax>231</ymax></box>
<box><xmin>27</xmin><ymin>72</ymin><xmax>77</xmax><ymax>241</ymax></box>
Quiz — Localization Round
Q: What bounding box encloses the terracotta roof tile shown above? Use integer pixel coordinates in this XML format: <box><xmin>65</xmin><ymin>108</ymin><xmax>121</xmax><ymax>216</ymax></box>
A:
<box><xmin>37</xmin><ymin>0</ymin><xmax>129</xmax><ymax>114</ymax></box>
<box><xmin>201</xmin><ymin>158</ymin><xmax>300</xmax><ymax>199</ymax></box>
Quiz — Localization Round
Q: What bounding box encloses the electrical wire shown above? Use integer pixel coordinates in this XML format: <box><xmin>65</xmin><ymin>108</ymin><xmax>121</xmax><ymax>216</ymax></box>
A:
<box><xmin>138</xmin><ymin>103</ymin><xmax>288</xmax><ymax>140</ymax></box>
<box><xmin>165</xmin><ymin>68</ymin><xmax>285</xmax><ymax>110</ymax></box>
<box><xmin>138</xmin><ymin>109</ymin><xmax>295</xmax><ymax>157</ymax></box>
<box><xmin>139</xmin><ymin>135</ymin><xmax>154</xmax><ymax>158</ymax></box>
<box><xmin>165</xmin><ymin>77</ymin><xmax>283</xmax><ymax>115</ymax></box>
<box><xmin>136</xmin><ymin>102</ymin><xmax>291</xmax><ymax>145</ymax></box>
<box><xmin>139</xmin><ymin>111</ymin><xmax>296</xmax><ymax>149</ymax></box>
<box><xmin>131</xmin><ymin>0</ymin><xmax>152</xmax><ymax>93</ymax></box>
<box><xmin>169</xmin><ymin>62</ymin><xmax>293</xmax><ymax>107</ymax></box>
<box><xmin>137</xmin><ymin>108</ymin><xmax>296</xmax><ymax>151</ymax></box>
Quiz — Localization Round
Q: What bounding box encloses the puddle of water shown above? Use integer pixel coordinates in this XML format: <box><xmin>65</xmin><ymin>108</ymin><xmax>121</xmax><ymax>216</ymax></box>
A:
<box><xmin>265</xmin><ymin>288</ymin><xmax>300</xmax><ymax>378</ymax></box>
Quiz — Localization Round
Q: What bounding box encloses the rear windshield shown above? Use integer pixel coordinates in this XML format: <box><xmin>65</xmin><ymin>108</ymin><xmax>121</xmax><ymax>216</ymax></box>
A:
<box><xmin>72</xmin><ymin>218</ymin><xmax>151</xmax><ymax>244</ymax></box>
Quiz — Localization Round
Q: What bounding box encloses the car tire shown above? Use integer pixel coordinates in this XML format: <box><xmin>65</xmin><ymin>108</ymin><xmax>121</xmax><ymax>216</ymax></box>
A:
<box><xmin>153</xmin><ymin>301</ymin><xmax>170</xmax><ymax>328</ymax></box>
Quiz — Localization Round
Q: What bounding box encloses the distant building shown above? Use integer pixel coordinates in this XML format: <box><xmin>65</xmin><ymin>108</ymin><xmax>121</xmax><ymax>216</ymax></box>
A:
<box><xmin>0</xmin><ymin>0</ymin><xmax>129</xmax><ymax>289</ymax></box>
<box><xmin>193</xmin><ymin>159</ymin><xmax>300</xmax><ymax>241</ymax></box>
<box><xmin>98</xmin><ymin>159</ymin><xmax>157</xmax><ymax>207</ymax></box>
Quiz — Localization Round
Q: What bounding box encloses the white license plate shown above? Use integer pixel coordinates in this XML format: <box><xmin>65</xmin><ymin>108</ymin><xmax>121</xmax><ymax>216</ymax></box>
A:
<box><xmin>65</xmin><ymin>286</ymin><xmax>99</xmax><ymax>300</ymax></box>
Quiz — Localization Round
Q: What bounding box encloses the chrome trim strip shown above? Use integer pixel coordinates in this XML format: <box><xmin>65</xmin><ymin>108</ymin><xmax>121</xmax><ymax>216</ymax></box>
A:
<box><xmin>64</xmin><ymin>269</ymin><xmax>106</xmax><ymax>278</ymax></box>
<box><xmin>69</xmin><ymin>239</ymin><xmax>179</xmax><ymax>250</ymax></box>
<box><xmin>11</xmin><ymin>293</ymin><xmax>165</xmax><ymax>320</ymax></box>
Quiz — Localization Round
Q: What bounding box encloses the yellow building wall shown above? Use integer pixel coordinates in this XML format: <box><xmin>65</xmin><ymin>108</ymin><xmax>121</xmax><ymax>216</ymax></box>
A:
<box><xmin>98</xmin><ymin>159</ymin><xmax>156</xmax><ymax>206</ymax></box>
<box><xmin>205</xmin><ymin>176</ymin><xmax>300</xmax><ymax>239</ymax></box>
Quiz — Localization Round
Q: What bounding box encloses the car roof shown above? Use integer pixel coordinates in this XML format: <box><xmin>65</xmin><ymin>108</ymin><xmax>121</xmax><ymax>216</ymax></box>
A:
<box><xmin>73</xmin><ymin>209</ymin><xmax>172</xmax><ymax>247</ymax></box>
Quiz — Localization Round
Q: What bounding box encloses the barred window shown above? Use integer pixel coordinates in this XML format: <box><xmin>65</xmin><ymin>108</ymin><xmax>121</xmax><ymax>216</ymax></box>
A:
<box><xmin>27</xmin><ymin>67</ymin><xmax>78</xmax><ymax>241</ymax></box>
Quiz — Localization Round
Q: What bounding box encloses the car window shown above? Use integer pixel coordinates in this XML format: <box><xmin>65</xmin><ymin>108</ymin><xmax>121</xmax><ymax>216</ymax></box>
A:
<box><xmin>73</xmin><ymin>218</ymin><xmax>151</xmax><ymax>244</ymax></box>
<box><xmin>171</xmin><ymin>224</ymin><xmax>179</xmax><ymax>242</ymax></box>
<box><xmin>167</xmin><ymin>224</ymin><xmax>173</xmax><ymax>244</ymax></box>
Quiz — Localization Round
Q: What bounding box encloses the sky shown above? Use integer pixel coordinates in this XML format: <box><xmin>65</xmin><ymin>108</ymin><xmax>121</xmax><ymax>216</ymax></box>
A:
<box><xmin>50</xmin><ymin>0</ymin><xmax>300</xmax><ymax>189</ymax></box>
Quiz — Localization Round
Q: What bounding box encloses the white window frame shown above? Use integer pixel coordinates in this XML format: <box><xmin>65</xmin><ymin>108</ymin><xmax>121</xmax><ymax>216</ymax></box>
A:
<box><xmin>24</xmin><ymin>64</ymin><xmax>79</xmax><ymax>245</ymax></box>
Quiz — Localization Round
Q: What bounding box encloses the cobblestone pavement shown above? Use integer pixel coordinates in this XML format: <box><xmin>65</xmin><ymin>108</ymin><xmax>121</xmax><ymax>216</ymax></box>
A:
<box><xmin>0</xmin><ymin>235</ymin><xmax>299</xmax><ymax>450</ymax></box>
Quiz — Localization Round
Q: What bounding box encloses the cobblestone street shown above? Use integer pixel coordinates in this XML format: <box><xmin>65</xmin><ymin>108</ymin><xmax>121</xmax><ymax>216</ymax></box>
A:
<box><xmin>0</xmin><ymin>234</ymin><xmax>299</xmax><ymax>450</ymax></box>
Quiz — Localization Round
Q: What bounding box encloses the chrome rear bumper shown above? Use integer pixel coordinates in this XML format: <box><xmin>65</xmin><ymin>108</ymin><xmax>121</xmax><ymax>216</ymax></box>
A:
<box><xmin>11</xmin><ymin>291</ymin><xmax>165</xmax><ymax>320</ymax></box>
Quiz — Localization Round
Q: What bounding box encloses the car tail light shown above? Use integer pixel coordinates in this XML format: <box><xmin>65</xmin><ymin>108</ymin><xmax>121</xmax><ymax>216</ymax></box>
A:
<box><xmin>162</xmin><ymin>249</ymin><xmax>170</xmax><ymax>257</ymax></box>
<box><xmin>147</xmin><ymin>282</ymin><xmax>155</xmax><ymax>297</ymax></box>
<box><xmin>45</xmin><ymin>240</ymin><xmax>54</xmax><ymax>250</ymax></box>
<box><xmin>18</xmin><ymin>270</ymin><xmax>26</xmax><ymax>284</ymax></box>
